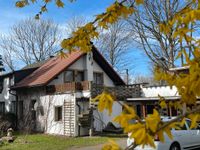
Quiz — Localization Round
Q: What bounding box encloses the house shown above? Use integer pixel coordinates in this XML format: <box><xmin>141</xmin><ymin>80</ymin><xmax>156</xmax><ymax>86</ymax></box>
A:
<box><xmin>0</xmin><ymin>61</ymin><xmax>47</xmax><ymax>116</ymax></box>
<box><xmin>127</xmin><ymin>85</ymin><xmax>180</xmax><ymax>117</ymax></box>
<box><xmin>126</xmin><ymin>66</ymin><xmax>193</xmax><ymax>118</ymax></box>
<box><xmin>10</xmin><ymin>45</ymin><xmax>141</xmax><ymax>136</ymax></box>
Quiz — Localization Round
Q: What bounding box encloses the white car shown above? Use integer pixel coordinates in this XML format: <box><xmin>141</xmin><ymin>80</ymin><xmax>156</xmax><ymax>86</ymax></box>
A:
<box><xmin>127</xmin><ymin>118</ymin><xmax>200</xmax><ymax>150</ymax></box>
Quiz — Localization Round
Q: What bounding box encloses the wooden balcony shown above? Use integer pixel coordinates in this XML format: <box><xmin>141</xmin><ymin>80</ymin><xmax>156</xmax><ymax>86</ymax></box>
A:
<box><xmin>46</xmin><ymin>81</ymin><xmax>141</xmax><ymax>100</ymax></box>
<box><xmin>91</xmin><ymin>84</ymin><xmax>141</xmax><ymax>100</ymax></box>
<box><xmin>46</xmin><ymin>81</ymin><xmax>90</xmax><ymax>94</ymax></box>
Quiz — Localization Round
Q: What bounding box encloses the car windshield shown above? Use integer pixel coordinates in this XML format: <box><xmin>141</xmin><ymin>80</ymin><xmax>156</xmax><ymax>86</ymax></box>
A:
<box><xmin>185</xmin><ymin>119</ymin><xmax>200</xmax><ymax>130</ymax></box>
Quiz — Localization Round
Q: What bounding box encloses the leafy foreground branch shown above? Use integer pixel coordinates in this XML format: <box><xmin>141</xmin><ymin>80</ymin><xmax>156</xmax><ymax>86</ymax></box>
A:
<box><xmin>96</xmin><ymin>93</ymin><xmax>200</xmax><ymax>150</ymax></box>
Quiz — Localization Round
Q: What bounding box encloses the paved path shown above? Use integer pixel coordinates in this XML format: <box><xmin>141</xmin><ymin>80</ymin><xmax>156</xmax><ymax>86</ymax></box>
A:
<box><xmin>70</xmin><ymin>138</ymin><xmax>126</xmax><ymax>150</ymax></box>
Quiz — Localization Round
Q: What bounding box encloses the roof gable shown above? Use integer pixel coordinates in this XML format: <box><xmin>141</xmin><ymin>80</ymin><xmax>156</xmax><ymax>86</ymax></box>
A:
<box><xmin>13</xmin><ymin>46</ymin><xmax>125</xmax><ymax>89</ymax></box>
<box><xmin>92</xmin><ymin>46</ymin><xmax>125</xmax><ymax>85</ymax></box>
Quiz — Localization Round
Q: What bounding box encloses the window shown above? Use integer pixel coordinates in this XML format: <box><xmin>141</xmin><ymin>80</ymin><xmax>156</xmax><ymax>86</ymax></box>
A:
<box><xmin>75</xmin><ymin>71</ymin><xmax>84</xmax><ymax>82</ymax></box>
<box><xmin>179</xmin><ymin>123</ymin><xmax>187</xmax><ymax>130</ymax></box>
<box><xmin>171</xmin><ymin>107</ymin><xmax>178</xmax><ymax>116</ymax></box>
<box><xmin>93</xmin><ymin>72</ymin><xmax>103</xmax><ymax>85</ymax></box>
<box><xmin>30</xmin><ymin>100</ymin><xmax>36</xmax><ymax>120</ymax></box>
<box><xmin>0</xmin><ymin>102</ymin><xmax>5</xmax><ymax>114</ymax></box>
<box><xmin>136</xmin><ymin>105</ymin><xmax>141</xmax><ymax>117</ymax></box>
<box><xmin>64</xmin><ymin>70</ymin><xmax>84</xmax><ymax>82</ymax></box>
<box><xmin>146</xmin><ymin>105</ymin><xmax>154</xmax><ymax>114</ymax></box>
<box><xmin>30</xmin><ymin>100</ymin><xmax>36</xmax><ymax>110</ymax></box>
<box><xmin>64</xmin><ymin>70</ymin><xmax>74</xmax><ymax>82</ymax></box>
<box><xmin>55</xmin><ymin>106</ymin><xmax>62</xmax><ymax>121</ymax></box>
<box><xmin>185</xmin><ymin>119</ymin><xmax>198</xmax><ymax>130</ymax></box>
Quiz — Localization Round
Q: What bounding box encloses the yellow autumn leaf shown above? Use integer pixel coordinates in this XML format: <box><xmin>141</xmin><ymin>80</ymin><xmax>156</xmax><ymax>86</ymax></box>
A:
<box><xmin>15</xmin><ymin>1</ymin><xmax>26</xmax><ymax>8</ymax></box>
<box><xmin>35</xmin><ymin>14</ymin><xmax>40</xmax><ymax>20</ymax></box>
<box><xmin>163</xmin><ymin>126</ymin><xmax>173</xmax><ymax>140</ymax></box>
<box><xmin>124</xmin><ymin>122</ymin><xmax>144</xmax><ymax>133</ymax></box>
<box><xmin>188</xmin><ymin>114</ymin><xmax>199</xmax><ymax>129</ymax></box>
<box><xmin>132</xmin><ymin>127</ymin><xmax>146</xmax><ymax>145</ymax></box>
<box><xmin>159</xmin><ymin>100</ymin><xmax>167</xmax><ymax>109</ymax></box>
<box><xmin>145</xmin><ymin>109</ymin><xmax>161</xmax><ymax>133</ymax></box>
<box><xmin>91</xmin><ymin>91</ymin><xmax>115</xmax><ymax>115</ymax></box>
<box><xmin>123</xmin><ymin>104</ymin><xmax>136</xmax><ymax>116</ymax></box>
<box><xmin>41</xmin><ymin>6</ymin><xmax>47</xmax><ymax>12</ymax></box>
<box><xmin>157</xmin><ymin>131</ymin><xmax>165</xmax><ymax>142</ymax></box>
<box><xmin>145</xmin><ymin>134</ymin><xmax>155</xmax><ymax>148</ymax></box>
<box><xmin>58</xmin><ymin>50</ymin><xmax>68</xmax><ymax>58</ymax></box>
<box><xmin>56</xmin><ymin>0</ymin><xmax>64</xmax><ymax>7</ymax></box>
<box><xmin>135</xmin><ymin>0</ymin><xmax>144</xmax><ymax>5</ymax></box>
<box><xmin>44</xmin><ymin>0</ymin><xmax>51</xmax><ymax>3</ymax></box>
<box><xmin>102</xmin><ymin>140</ymin><xmax>121</xmax><ymax>150</ymax></box>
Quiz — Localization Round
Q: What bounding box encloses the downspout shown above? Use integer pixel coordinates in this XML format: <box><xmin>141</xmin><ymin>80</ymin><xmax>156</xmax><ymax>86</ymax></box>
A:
<box><xmin>9</xmin><ymin>89</ymin><xmax>18</xmax><ymax>130</ymax></box>
<box><xmin>76</xmin><ymin>103</ymin><xmax>81</xmax><ymax>136</ymax></box>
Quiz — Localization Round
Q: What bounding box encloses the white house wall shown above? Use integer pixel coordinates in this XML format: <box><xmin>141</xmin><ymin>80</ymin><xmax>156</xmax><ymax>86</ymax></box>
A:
<box><xmin>93</xmin><ymin>101</ymin><xmax>122</xmax><ymax>131</ymax></box>
<box><xmin>68</xmin><ymin>56</ymin><xmax>86</xmax><ymax>70</ymax></box>
<box><xmin>93</xmin><ymin>56</ymin><xmax>119</xmax><ymax>131</ymax></box>
<box><xmin>42</xmin><ymin>94</ymin><xmax>76</xmax><ymax>135</ymax></box>
<box><xmin>18</xmin><ymin>89</ymin><xmax>77</xmax><ymax>136</ymax></box>
<box><xmin>48</xmin><ymin>54</ymin><xmax>115</xmax><ymax>87</ymax></box>
<box><xmin>0</xmin><ymin>76</ymin><xmax>15</xmax><ymax>112</ymax></box>
<box><xmin>48</xmin><ymin>56</ymin><xmax>86</xmax><ymax>85</ymax></box>
<box><xmin>93</xmin><ymin>60</ymin><xmax>114</xmax><ymax>87</ymax></box>
<box><xmin>92</xmin><ymin>60</ymin><xmax>118</xmax><ymax>131</ymax></box>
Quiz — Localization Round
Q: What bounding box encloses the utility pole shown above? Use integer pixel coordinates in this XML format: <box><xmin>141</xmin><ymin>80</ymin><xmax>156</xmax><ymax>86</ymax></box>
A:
<box><xmin>126</xmin><ymin>69</ymin><xmax>129</xmax><ymax>85</ymax></box>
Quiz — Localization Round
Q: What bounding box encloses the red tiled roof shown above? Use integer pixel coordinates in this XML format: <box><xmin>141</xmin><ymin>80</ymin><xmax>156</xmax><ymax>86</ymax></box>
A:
<box><xmin>13</xmin><ymin>46</ymin><xmax>125</xmax><ymax>89</ymax></box>
<box><xmin>13</xmin><ymin>50</ymin><xmax>84</xmax><ymax>88</ymax></box>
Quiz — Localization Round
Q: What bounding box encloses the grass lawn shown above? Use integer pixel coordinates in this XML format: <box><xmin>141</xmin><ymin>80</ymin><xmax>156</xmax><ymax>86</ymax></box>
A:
<box><xmin>0</xmin><ymin>133</ymin><xmax>116</xmax><ymax>150</ymax></box>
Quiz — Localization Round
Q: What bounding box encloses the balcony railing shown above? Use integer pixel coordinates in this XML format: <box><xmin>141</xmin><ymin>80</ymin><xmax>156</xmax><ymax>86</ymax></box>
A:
<box><xmin>91</xmin><ymin>84</ymin><xmax>141</xmax><ymax>100</ymax></box>
<box><xmin>46</xmin><ymin>81</ymin><xmax>90</xmax><ymax>94</ymax></box>
<box><xmin>46</xmin><ymin>81</ymin><xmax>141</xmax><ymax>100</ymax></box>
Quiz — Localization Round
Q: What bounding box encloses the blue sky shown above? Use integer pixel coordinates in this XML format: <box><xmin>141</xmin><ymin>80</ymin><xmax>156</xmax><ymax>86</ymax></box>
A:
<box><xmin>0</xmin><ymin>0</ymin><xmax>151</xmax><ymax>76</ymax></box>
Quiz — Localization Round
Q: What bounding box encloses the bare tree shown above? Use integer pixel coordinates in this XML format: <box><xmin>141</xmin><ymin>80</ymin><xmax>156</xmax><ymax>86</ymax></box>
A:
<box><xmin>0</xmin><ymin>36</ymin><xmax>16</xmax><ymax>71</ymax></box>
<box><xmin>65</xmin><ymin>16</ymin><xmax>88</xmax><ymax>36</ymax></box>
<box><xmin>95</xmin><ymin>21</ymin><xmax>134</xmax><ymax>72</ymax></box>
<box><xmin>127</xmin><ymin>0</ymin><xmax>186</xmax><ymax>69</ymax></box>
<box><xmin>0</xmin><ymin>18</ymin><xmax>60</xmax><ymax>71</ymax></box>
<box><xmin>132</xmin><ymin>74</ymin><xmax>154</xmax><ymax>84</ymax></box>
<box><xmin>65</xmin><ymin>17</ymin><xmax>134</xmax><ymax>73</ymax></box>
